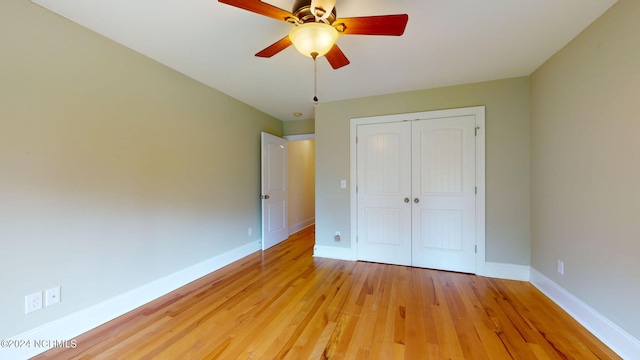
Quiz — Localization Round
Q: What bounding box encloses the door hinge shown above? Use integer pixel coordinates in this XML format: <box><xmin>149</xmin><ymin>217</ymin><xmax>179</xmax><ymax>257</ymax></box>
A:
<box><xmin>475</xmin><ymin>127</ymin><xmax>479</xmax><ymax>136</ymax></box>
<box><xmin>475</xmin><ymin>186</ymin><xmax>477</xmax><ymax>195</ymax></box>
<box><xmin>475</xmin><ymin>245</ymin><xmax>477</xmax><ymax>253</ymax></box>
<box><xmin>356</xmin><ymin>136</ymin><xmax>358</xmax><ymax>144</ymax></box>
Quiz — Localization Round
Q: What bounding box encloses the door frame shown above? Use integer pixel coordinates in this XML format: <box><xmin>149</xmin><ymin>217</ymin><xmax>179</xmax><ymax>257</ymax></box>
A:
<box><xmin>349</xmin><ymin>106</ymin><xmax>486</xmax><ymax>275</ymax></box>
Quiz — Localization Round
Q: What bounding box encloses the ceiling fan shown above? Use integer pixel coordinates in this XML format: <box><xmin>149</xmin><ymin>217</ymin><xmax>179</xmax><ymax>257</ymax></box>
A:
<box><xmin>218</xmin><ymin>0</ymin><xmax>409</xmax><ymax>69</ymax></box>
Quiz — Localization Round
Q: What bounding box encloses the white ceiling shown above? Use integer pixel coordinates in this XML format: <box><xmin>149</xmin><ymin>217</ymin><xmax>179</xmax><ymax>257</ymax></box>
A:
<box><xmin>32</xmin><ymin>0</ymin><xmax>616</xmax><ymax>121</ymax></box>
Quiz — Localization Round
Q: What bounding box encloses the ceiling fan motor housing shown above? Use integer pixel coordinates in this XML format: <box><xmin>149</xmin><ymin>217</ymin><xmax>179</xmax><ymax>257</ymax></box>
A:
<box><xmin>292</xmin><ymin>0</ymin><xmax>337</xmax><ymax>24</ymax></box>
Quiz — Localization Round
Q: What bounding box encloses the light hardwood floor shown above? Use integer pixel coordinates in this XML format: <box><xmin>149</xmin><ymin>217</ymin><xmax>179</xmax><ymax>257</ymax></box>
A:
<box><xmin>34</xmin><ymin>226</ymin><xmax>619</xmax><ymax>359</ymax></box>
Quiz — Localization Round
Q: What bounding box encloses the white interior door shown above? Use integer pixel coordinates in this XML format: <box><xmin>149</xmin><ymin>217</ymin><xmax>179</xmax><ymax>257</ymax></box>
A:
<box><xmin>356</xmin><ymin>122</ymin><xmax>412</xmax><ymax>266</ymax></box>
<box><xmin>411</xmin><ymin>116</ymin><xmax>477</xmax><ymax>273</ymax></box>
<box><xmin>261</xmin><ymin>132</ymin><xmax>288</xmax><ymax>250</ymax></box>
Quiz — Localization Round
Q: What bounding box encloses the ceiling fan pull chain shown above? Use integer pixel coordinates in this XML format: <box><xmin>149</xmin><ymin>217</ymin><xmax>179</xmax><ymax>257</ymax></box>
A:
<box><xmin>312</xmin><ymin>52</ymin><xmax>319</xmax><ymax>104</ymax></box>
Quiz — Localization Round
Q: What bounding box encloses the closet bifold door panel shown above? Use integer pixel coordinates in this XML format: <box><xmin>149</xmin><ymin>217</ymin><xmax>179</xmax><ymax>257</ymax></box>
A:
<box><xmin>356</xmin><ymin>114</ymin><xmax>478</xmax><ymax>273</ymax></box>
<box><xmin>410</xmin><ymin>116</ymin><xmax>477</xmax><ymax>273</ymax></box>
<box><xmin>356</xmin><ymin>121</ymin><xmax>412</xmax><ymax>266</ymax></box>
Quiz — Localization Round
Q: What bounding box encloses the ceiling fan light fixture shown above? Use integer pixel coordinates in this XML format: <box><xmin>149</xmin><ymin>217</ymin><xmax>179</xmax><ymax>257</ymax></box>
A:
<box><xmin>289</xmin><ymin>22</ymin><xmax>338</xmax><ymax>58</ymax></box>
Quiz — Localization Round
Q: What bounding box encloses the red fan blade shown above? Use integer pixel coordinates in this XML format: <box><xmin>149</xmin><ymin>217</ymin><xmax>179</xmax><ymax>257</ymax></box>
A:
<box><xmin>325</xmin><ymin>44</ymin><xmax>350</xmax><ymax>69</ymax></box>
<box><xmin>255</xmin><ymin>36</ymin><xmax>293</xmax><ymax>58</ymax></box>
<box><xmin>218</xmin><ymin>0</ymin><xmax>294</xmax><ymax>23</ymax></box>
<box><xmin>333</xmin><ymin>14</ymin><xmax>409</xmax><ymax>36</ymax></box>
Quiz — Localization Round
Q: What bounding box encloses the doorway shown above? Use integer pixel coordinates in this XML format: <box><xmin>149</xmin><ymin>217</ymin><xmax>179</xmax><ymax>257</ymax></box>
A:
<box><xmin>286</xmin><ymin>135</ymin><xmax>315</xmax><ymax>235</ymax></box>
<box><xmin>261</xmin><ymin>133</ymin><xmax>316</xmax><ymax>251</ymax></box>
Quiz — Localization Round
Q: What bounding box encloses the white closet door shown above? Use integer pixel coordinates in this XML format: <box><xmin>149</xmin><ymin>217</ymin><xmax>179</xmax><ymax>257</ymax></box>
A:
<box><xmin>411</xmin><ymin>116</ymin><xmax>477</xmax><ymax>273</ymax></box>
<box><xmin>356</xmin><ymin>122</ymin><xmax>412</xmax><ymax>266</ymax></box>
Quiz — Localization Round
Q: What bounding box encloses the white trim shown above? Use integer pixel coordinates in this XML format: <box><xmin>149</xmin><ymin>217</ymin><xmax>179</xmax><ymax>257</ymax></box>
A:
<box><xmin>349</xmin><ymin>106</ymin><xmax>486</xmax><ymax>273</ymax></box>
<box><xmin>2</xmin><ymin>241</ymin><xmax>261</xmax><ymax>360</ymax></box>
<box><xmin>313</xmin><ymin>245</ymin><xmax>355</xmax><ymax>261</ymax></box>
<box><xmin>481</xmin><ymin>262</ymin><xmax>530</xmax><ymax>281</ymax></box>
<box><xmin>530</xmin><ymin>268</ymin><xmax>640</xmax><ymax>359</ymax></box>
<box><xmin>349</xmin><ymin>117</ymin><xmax>359</xmax><ymax>262</ymax></box>
<box><xmin>474</xmin><ymin>109</ymin><xmax>486</xmax><ymax>275</ymax></box>
<box><xmin>289</xmin><ymin>218</ymin><xmax>315</xmax><ymax>235</ymax></box>
<box><xmin>284</xmin><ymin>134</ymin><xmax>315</xmax><ymax>141</ymax></box>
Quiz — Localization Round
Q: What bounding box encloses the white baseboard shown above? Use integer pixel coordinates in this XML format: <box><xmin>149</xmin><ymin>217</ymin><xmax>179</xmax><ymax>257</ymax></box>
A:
<box><xmin>313</xmin><ymin>245</ymin><xmax>354</xmax><ymax>261</ymax></box>
<box><xmin>2</xmin><ymin>240</ymin><xmax>261</xmax><ymax>360</ymax></box>
<box><xmin>481</xmin><ymin>262</ymin><xmax>531</xmax><ymax>281</ymax></box>
<box><xmin>289</xmin><ymin>218</ymin><xmax>315</xmax><ymax>235</ymax></box>
<box><xmin>530</xmin><ymin>268</ymin><xmax>640</xmax><ymax>359</ymax></box>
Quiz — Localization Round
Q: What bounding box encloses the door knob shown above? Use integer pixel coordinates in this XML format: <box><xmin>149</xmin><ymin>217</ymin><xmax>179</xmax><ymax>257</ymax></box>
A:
<box><xmin>261</xmin><ymin>194</ymin><xmax>270</xmax><ymax>199</ymax></box>
<box><xmin>404</xmin><ymin>198</ymin><xmax>410</xmax><ymax>203</ymax></box>
<box><xmin>414</xmin><ymin>198</ymin><xmax>420</xmax><ymax>203</ymax></box>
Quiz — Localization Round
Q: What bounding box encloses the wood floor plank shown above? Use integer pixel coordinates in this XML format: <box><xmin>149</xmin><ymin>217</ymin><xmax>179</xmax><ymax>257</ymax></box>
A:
<box><xmin>401</xmin><ymin>269</ymin><xmax>430</xmax><ymax>359</ymax></box>
<box><xmin>374</xmin><ymin>265</ymin><xmax>403</xmax><ymax>360</ymax></box>
<box><xmin>430</xmin><ymin>272</ymin><xmax>466</xmax><ymax>359</ymax></box>
<box><xmin>342</xmin><ymin>292</ymin><xmax>378</xmax><ymax>358</ymax></box>
<box><xmin>34</xmin><ymin>226</ymin><xmax>621</xmax><ymax>360</ymax></box>
<box><xmin>460</xmin><ymin>277</ymin><xmax>515</xmax><ymax>359</ymax></box>
<box><xmin>367</xmin><ymin>264</ymin><xmax>396</xmax><ymax>360</ymax></box>
<box><xmin>283</xmin><ymin>267</ymin><xmax>353</xmax><ymax>359</ymax></box>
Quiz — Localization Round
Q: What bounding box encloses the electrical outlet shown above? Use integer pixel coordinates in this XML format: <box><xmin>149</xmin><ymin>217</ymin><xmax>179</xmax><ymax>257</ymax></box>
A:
<box><xmin>334</xmin><ymin>231</ymin><xmax>341</xmax><ymax>241</ymax></box>
<box><xmin>45</xmin><ymin>286</ymin><xmax>61</xmax><ymax>307</ymax></box>
<box><xmin>557</xmin><ymin>260</ymin><xmax>564</xmax><ymax>275</ymax></box>
<box><xmin>25</xmin><ymin>291</ymin><xmax>43</xmax><ymax>314</ymax></box>
<box><xmin>248</xmin><ymin>227</ymin><xmax>253</xmax><ymax>236</ymax></box>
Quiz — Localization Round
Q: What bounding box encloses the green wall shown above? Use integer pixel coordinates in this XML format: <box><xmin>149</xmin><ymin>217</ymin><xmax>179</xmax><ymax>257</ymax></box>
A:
<box><xmin>283</xmin><ymin>118</ymin><xmax>315</xmax><ymax>136</ymax></box>
<box><xmin>0</xmin><ymin>0</ymin><xmax>281</xmax><ymax>339</ymax></box>
<box><xmin>530</xmin><ymin>0</ymin><xmax>640</xmax><ymax>339</ymax></box>
<box><xmin>315</xmin><ymin>77</ymin><xmax>531</xmax><ymax>266</ymax></box>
